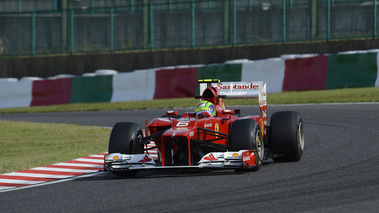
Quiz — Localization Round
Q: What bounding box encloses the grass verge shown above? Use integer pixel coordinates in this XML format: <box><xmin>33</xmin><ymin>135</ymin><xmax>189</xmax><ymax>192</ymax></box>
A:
<box><xmin>0</xmin><ymin>120</ymin><xmax>110</xmax><ymax>174</ymax></box>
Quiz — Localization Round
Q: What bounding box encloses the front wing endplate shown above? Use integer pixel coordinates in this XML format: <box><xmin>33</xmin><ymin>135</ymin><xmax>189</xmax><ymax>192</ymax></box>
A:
<box><xmin>104</xmin><ymin>150</ymin><xmax>256</xmax><ymax>171</ymax></box>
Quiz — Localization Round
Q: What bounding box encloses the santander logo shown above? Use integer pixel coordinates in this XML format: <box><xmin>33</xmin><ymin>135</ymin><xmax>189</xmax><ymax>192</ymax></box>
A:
<box><xmin>138</xmin><ymin>155</ymin><xmax>152</xmax><ymax>163</ymax></box>
<box><xmin>217</xmin><ymin>83</ymin><xmax>259</xmax><ymax>90</ymax></box>
<box><xmin>204</xmin><ymin>123</ymin><xmax>212</xmax><ymax>128</ymax></box>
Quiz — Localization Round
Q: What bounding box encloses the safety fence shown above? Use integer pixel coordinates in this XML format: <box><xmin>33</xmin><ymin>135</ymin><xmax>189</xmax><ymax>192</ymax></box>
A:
<box><xmin>0</xmin><ymin>0</ymin><xmax>378</xmax><ymax>57</ymax></box>
<box><xmin>1</xmin><ymin>49</ymin><xmax>378</xmax><ymax>109</ymax></box>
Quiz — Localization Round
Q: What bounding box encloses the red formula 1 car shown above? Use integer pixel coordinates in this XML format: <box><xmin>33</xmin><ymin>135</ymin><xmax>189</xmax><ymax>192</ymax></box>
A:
<box><xmin>104</xmin><ymin>79</ymin><xmax>304</xmax><ymax>177</ymax></box>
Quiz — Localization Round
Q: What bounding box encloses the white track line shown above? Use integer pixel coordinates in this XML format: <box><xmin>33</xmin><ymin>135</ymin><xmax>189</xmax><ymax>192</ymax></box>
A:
<box><xmin>88</xmin><ymin>154</ymin><xmax>106</xmax><ymax>158</ymax></box>
<box><xmin>0</xmin><ymin>179</ymin><xmax>45</xmax><ymax>184</ymax></box>
<box><xmin>30</xmin><ymin>167</ymin><xmax>98</xmax><ymax>173</ymax></box>
<box><xmin>0</xmin><ymin>186</ymin><xmax>14</xmax><ymax>190</ymax></box>
<box><xmin>2</xmin><ymin>172</ymin><xmax>72</xmax><ymax>179</ymax></box>
<box><xmin>53</xmin><ymin>162</ymin><xmax>103</xmax><ymax>168</ymax></box>
<box><xmin>73</xmin><ymin>158</ymin><xmax>104</xmax><ymax>163</ymax></box>
<box><xmin>0</xmin><ymin>172</ymin><xmax>102</xmax><ymax>193</ymax></box>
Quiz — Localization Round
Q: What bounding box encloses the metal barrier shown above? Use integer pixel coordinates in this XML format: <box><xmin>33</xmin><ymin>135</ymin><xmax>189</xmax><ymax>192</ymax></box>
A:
<box><xmin>0</xmin><ymin>0</ymin><xmax>377</xmax><ymax>57</ymax></box>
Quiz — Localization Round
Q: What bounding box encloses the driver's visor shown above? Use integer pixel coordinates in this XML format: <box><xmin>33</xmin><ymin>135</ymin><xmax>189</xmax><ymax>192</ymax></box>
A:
<box><xmin>196</xmin><ymin>109</ymin><xmax>213</xmax><ymax>115</ymax></box>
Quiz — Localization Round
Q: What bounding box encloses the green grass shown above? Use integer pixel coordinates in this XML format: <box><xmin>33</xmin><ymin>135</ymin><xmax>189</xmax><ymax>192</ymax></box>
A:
<box><xmin>0</xmin><ymin>87</ymin><xmax>378</xmax><ymax>174</ymax></box>
<box><xmin>0</xmin><ymin>120</ymin><xmax>110</xmax><ymax>174</ymax></box>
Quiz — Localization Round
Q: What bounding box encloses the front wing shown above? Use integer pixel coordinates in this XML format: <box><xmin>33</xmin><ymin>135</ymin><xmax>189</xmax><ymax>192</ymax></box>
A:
<box><xmin>104</xmin><ymin>150</ymin><xmax>257</xmax><ymax>172</ymax></box>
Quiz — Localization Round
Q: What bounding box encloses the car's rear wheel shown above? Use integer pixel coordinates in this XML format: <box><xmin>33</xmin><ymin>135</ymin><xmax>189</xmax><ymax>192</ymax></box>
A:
<box><xmin>108</xmin><ymin>122</ymin><xmax>144</xmax><ymax>177</ymax></box>
<box><xmin>269</xmin><ymin>111</ymin><xmax>304</xmax><ymax>162</ymax></box>
<box><xmin>229</xmin><ymin>119</ymin><xmax>264</xmax><ymax>172</ymax></box>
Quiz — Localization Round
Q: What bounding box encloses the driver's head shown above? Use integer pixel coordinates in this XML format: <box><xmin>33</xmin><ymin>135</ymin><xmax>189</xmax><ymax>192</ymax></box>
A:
<box><xmin>195</xmin><ymin>101</ymin><xmax>216</xmax><ymax>118</ymax></box>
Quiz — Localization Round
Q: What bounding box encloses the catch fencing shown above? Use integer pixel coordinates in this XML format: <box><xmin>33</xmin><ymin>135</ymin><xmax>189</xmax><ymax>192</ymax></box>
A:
<box><xmin>0</xmin><ymin>0</ymin><xmax>378</xmax><ymax>57</ymax></box>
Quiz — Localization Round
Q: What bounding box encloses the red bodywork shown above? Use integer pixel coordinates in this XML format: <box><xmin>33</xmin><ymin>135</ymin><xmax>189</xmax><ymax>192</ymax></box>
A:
<box><xmin>145</xmin><ymin>84</ymin><xmax>266</xmax><ymax>167</ymax></box>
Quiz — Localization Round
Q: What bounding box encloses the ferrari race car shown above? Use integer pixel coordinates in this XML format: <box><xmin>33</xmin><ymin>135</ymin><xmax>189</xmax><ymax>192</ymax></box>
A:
<box><xmin>104</xmin><ymin>79</ymin><xmax>304</xmax><ymax>177</ymax></box>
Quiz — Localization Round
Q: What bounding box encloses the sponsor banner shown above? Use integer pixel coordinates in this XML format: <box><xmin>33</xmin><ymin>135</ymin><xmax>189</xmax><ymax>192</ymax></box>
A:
<box><xmin>0</xmin><ymin>80</ymin><xmax>33</xmax><ymax>108</ymax></box>
<box><xmin>282</xmin><ymin>56</ymin><xmax>328</xmax><ymax>91</ymax></box>
<box><xmin>197</xmin><ymin>64</ymin><xmax>242</xmax><ymax>95</ymax></box>
<box><xmin>198</xmin><ymin>64</ymin><xmax>242</xmax><ymax>82</ymax></box>
<box><xmin>154</xmin><ymin>67</ymin><xmax>198</xmax><ymax>99</ymax></box>
<box><xmin>326</xmin><ymin>53</ymin><xmax>378</xmax><ymax>89</ymax></box>
<box><xmin>241</xmin><ymin>58</ymin><xmax>285</xmax><ymax>93</ymax></box>
<box><xmin>111</xmin><ymin>69</ymin><xmax>156</xmax><ymax>102</ymax></box>
<box><xmin>70</xmin><ymin>75</ymin><xmax>113</xmax><ymax>104</ymax></box>
<box><xmin>30</xmin><ymin>78</ymin><xmax>72</xmax><ymax>106</ymax></box>
<box><xmin>214</xmin><ymin>82</ymin><xmax>260</xmax><ymax>98</ymax></box>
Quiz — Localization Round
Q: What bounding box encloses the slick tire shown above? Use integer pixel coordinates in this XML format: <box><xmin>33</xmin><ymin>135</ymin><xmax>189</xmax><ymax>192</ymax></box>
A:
<box><xmin>229</xmin><ymin>119</ymin><xmax>264</xmax><ymax>172</ymax></box>
<box><xmin>108</xmin><ymin>122</ymin><xmax>144</xmax><ymax>177</ymax></box>
<box><xmin>269</xmin><ymin>111</ymin><xmax>304</xmax><ymax>162</ymax></box>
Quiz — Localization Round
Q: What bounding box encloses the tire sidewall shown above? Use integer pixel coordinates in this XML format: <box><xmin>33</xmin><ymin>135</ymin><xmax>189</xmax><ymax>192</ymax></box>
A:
<box><xmin>254</xmin><ymin>127</ymin><xmax>264</xmax><ymax>168</ymax></box>
<box><xmin>229</xmin><ymin>119</ymin><xmax>264</xmax><ymax>170</ymax></box>
<box><xmin>269</xmin><ymin>111</ymin><xmax>304</xmax><ymax>162</ymax></box>
<box><xmin>108</xmin><ymin>122</ymin><xmax>144</xmax><ymax>154</ymax></box>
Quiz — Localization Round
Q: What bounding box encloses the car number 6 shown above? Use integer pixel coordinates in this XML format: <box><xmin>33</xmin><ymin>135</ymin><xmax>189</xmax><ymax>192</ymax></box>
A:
<box><xmin>176</xmin><ymin>121</ymin><xmax>189</xmax><ymax>127</ymax></box>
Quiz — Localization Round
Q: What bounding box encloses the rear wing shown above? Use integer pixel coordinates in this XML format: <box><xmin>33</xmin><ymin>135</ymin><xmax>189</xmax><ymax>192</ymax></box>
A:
<box><xmin>198</xmin><ymin>79</ymin><xmax>267</xmax><ymax>126</ymax></box>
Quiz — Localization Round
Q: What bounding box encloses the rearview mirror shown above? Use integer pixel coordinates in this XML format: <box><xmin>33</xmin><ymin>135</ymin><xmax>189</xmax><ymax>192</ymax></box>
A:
<box><xmin>166</xmin><ymin>110</ymin><xmax>178</xmax><ymax>116</ymax></box>
<box><xmin>222</xmin><ymin>109</ymin><xmax>235</xmax><ymax>115</ymax></box>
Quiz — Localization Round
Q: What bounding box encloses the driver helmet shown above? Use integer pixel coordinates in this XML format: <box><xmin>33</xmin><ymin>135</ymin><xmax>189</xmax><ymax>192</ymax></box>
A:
<box><xmin>195</xmin><ymin>101</ymin><xmax>216</xmax><ymax>117</ymax></box>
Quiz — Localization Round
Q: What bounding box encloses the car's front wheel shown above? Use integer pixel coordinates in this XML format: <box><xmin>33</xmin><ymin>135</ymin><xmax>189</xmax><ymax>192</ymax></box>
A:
<box><xmin>108</xmin><ymin>122</ymin><xmax>144</xmax><ymax>177</ymax></box>
<box><xmin>229</xmin><ymin>119</ymin><xmax>264</xmax><ymax>172</ymax></box>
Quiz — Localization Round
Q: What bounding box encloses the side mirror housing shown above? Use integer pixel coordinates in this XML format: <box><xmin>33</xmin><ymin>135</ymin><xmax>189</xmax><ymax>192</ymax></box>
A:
<box><xmin>222</xmin><ymin>109</ymin><xmax>235</xmax><ymax>115</ymax></box>
<box><xmin>166</xmin><ymin>110</ymin><xmax>178</xmax><ymax>116</ymax></box>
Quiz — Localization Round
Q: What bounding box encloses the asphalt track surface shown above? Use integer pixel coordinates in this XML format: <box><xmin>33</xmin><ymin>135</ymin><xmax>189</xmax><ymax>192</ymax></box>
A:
<box><xmin>1</xmin><ymin>103</ymin><xmax>379</xmax><ymax>212</ymax></box>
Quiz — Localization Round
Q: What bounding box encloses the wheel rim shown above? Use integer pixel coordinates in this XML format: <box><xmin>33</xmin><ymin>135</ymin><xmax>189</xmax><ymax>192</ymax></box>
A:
<box><xmin>255</xmin><ymin>131</ymin><xmax>264</xmax><ymax>160</ymax></box>
<box><xmin>297</xmin><ymin>122</ymin><xmax>305</xmax><ymax>151</ymax></box>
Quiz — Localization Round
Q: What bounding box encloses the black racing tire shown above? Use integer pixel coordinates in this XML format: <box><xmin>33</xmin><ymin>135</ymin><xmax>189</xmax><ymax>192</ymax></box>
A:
<box><xmin>229</xmin><ymin>119</ymin><xmax>264</xmax><ymax>172</ymax></box>
<box><xmin>108</xmin><ymin>122</ymin><xmax>144</xmax><ymax>154</ymax></box>
<box><xmin>108</xmin><ymin>122</ymin><xmax>144</xmax><ymax>177</ymax></box>
<box><xmin>269</xmin><ymin>111</ymin><xmax>304</xmax><ymax>162</ymax></box>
